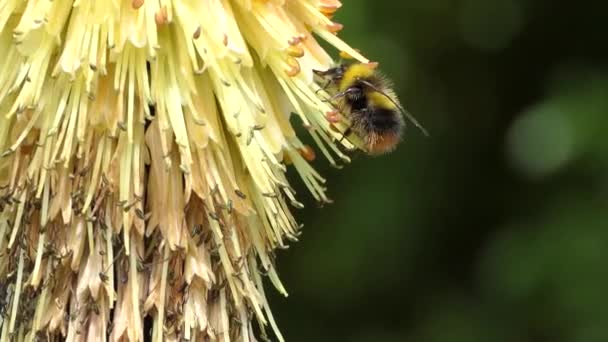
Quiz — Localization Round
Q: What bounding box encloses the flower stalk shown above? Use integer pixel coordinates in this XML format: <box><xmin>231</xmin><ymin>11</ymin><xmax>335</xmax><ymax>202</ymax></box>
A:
<box><xmin>0</xmin><ymin>0</ymin><xmax>368</xmax><ymax>341</ymax></box>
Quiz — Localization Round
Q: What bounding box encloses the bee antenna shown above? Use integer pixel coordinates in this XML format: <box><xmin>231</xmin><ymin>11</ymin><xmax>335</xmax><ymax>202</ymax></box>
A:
<box><xmin>358</xmin><ymin>79</ymin><xmax>429</xmax><ymax>137</ymax></box>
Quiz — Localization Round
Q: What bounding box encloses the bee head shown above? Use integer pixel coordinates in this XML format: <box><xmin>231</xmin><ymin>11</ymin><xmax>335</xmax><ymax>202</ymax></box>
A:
<box><xmin>313</xmin><ymin>64</ymin><xmax>347</xmax><ymax>82</ymax></box>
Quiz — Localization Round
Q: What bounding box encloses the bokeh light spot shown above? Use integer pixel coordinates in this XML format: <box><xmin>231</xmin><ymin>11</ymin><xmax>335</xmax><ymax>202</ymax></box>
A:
<box><xmin>506</xmin><ymin>104</ymin><xmax>575</xmax><ymax>179</ymax></box>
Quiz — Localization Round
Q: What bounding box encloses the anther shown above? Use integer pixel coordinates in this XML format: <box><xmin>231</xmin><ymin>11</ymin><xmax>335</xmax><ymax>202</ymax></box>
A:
<box><xmin>285</xmin><ymin>57</ymin><xmax>301</xmax><ymax>77</ymax></box>
<box><xmin>193</xmin><ymin>26</ymin><xmax>201</xmax><ymax>39</ymax></box>
<box><xmin>235</xmin><ymin>189</ymin><xmax>247</xmax><ymax>199</ymax></box>
<box><xmin>286</xmin><ymin>45</ymin><xmax>305</xmax><ymax>58</ymax></box>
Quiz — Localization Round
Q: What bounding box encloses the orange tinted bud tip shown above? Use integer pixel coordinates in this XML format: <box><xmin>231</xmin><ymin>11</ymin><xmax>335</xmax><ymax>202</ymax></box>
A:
<box><xmin>132</xmin><ymin>0</ymin><xmax>144</xmax><ymax>9</ymax></box>
<box><xmin>319</xmin><ymin>0</ymin><xmax>342</xmax><ymax>11</ymax></box>
<box><xmin>364</xmin><ymin>62</ymin><xmax>379</xmax><ymax>70</ymax></box>
<box><xmin>223</xmin><ymin>34</ymin><xmax>228</xmax><ymax>46</ymax></box>
<box><xmin>299</xmin><ymin>145</ymin><xmax>316</xmax><ymax>162</ymax></box>
<box><xmin>155</xmin><ymin>7</ymin><xmax>168</xmax><ymax>25</ymax></box>
<box><xmin>320</xmin><ymin>6</ymin><xmax>339</xmax><ymax>15</ymax></box>
<box><xmin>327</xmin><ymin>22</ymin><xmax>343</xmax><ymax>33</ymax></box>
<box><xmin>319</xmin><ymin>1</ymin><xmax>340</xmax><ymax>17</ymax></box>
<box><xmin>325</xmin><ymin>110</ymin><xmax>341</xmax><ymax>123</ymax></box>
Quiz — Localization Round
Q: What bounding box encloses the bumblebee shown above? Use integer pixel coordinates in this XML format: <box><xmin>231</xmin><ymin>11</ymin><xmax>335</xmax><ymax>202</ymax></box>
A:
<box><xmin>314</xmin><ymin>62</ymin><xmax>427</xmax><ymax>155</ymax></box>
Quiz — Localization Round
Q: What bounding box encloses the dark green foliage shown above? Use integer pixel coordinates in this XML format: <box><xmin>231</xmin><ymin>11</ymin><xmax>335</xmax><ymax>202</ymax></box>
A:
<box><xmin>270</xmin><ymin>1</ymin><xmax>608</xmax><ymax>341</ymax></box>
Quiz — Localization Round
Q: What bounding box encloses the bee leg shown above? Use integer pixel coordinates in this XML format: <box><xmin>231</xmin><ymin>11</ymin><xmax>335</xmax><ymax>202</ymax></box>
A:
<box><xmin>330</xmin><ymin>88</ymin><xmax>359</xmax><ymax>101</ymax></box>
<box><xmin>329</xmin><ymin>91</ymin><xmax>347</xmax><ymax>102</ymax></box>
<box><xmin>321</xmin><ymin>89</ymin><xmax>354</xmax><ymax>103</ymax></box>
<box><xmin>339</xmin><ymin>126</ymin><xmax>352</xmax><ymax>143</ymax></box>
<box><xmin>314</xmin><ymin>80</ymin><xmax>332</xmax><ymax>95</ymax></box>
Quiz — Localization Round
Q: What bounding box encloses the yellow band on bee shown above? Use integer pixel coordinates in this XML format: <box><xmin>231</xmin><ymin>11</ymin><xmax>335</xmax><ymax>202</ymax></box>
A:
<box><xmin>339</xmin><ymin>63</ymin><xmax>378</xmax><ymax>91</ymax></box>
<box><xmin>366</xmin><ymin>91</ymin><xmax>398</xmax><ymax>110</ymax></box>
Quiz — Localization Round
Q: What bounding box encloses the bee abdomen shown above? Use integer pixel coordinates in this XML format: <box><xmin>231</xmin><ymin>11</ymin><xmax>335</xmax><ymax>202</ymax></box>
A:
<box><xmin>365</xmin><ymin>107</ymin><xmax>403</xmax><ymax>134</ymax></box>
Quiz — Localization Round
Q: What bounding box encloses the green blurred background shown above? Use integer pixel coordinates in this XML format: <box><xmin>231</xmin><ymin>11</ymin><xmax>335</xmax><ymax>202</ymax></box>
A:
<box><xmin>270</xmin><ymin>1</ymin><xmax>608</xmax><ymax>341</ymax></box>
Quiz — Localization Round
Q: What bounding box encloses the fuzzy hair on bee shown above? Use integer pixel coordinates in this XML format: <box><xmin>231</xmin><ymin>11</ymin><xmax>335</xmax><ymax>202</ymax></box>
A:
<box><xmin>314</xmin><ymin>62</ymin><xmax>427</xmax><ymax>155</ymax></box>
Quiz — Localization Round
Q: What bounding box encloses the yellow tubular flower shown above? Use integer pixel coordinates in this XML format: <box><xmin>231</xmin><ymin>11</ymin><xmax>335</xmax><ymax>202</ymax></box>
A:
<box><xmin>0</xmin><ymin>0</ymin><xmax>368</xmax><ymax>341</ymax></box>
